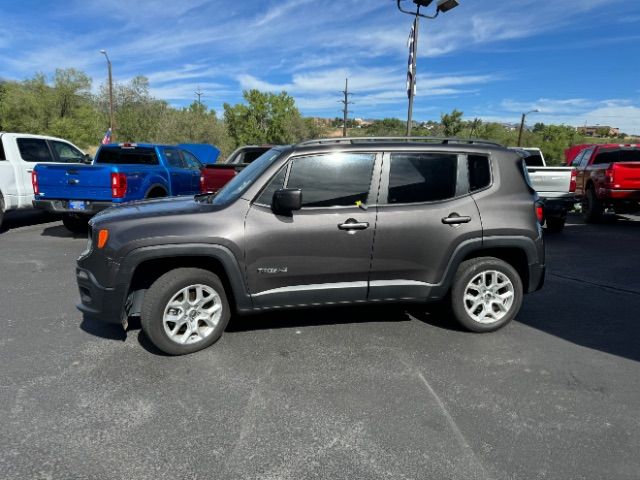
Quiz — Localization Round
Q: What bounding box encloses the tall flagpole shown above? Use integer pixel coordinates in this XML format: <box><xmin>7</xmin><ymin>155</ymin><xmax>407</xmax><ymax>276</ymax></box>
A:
<box><xmin>406</xmin><ymin>14</ymin><xmax>419</xmax><ymax>137</ymax></box>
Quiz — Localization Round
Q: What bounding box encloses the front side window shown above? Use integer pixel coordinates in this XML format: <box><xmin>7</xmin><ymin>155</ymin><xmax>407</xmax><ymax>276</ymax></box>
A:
<box><xmin>182</xmin><ymin>151</ymin><xmax>202</xmax><ymax>169</ymax></box>
<box><xmin>387</xmin><ymin>153</ymin><xmax>457</xmax><ymax>204</ymax></box>
<box><xmin>17</xmin><ymin>138</ymin><xmax>54</xmax><ymax>163</ymax></box>
<box><xmin>51</xmin><ymin>141</ymin><xmax>84</xmax><ymax>163</ymax></box>
<box><xmin>286</xmin><ymin>153</ymin><xmax>375</xmax><ymax>208</ymax></box>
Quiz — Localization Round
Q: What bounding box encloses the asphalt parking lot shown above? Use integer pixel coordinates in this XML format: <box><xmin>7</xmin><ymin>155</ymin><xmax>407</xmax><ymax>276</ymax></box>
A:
<box><xmin>1</xmin><ymin>210</ymin><xmax>639</xmax><ymax>480</ymax></box>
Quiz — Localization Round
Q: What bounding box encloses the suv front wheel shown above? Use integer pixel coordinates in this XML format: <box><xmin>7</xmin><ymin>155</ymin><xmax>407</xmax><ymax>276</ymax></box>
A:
<box><xmin>141</xmin><ymin>268</ymin><xmax>231</xmax><ymax>355</ymax></box>
<box><xmin>450</xmin><ymin>257</ymin><xmax>523</xmax><ymax>332</ymax></box>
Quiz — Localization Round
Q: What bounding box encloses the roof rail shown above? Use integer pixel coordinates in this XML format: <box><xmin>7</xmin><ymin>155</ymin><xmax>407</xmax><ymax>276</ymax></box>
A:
<box><xmin>297</xmin><ymin>136</ymin><xmax>504</xmax><ymax>148</ymax></box>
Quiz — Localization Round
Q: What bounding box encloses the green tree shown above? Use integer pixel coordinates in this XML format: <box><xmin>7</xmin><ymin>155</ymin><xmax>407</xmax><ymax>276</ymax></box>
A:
<box><xmin>441</xmin><ymin>109</ymin><xmax>464</xmax><ymax>136</ymax></box>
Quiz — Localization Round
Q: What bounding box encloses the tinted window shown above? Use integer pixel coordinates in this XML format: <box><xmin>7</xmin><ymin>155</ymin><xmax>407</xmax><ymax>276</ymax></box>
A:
<box><xmin>286</xmin><ymin>153</ymin><xmax>375</xmax><ymax>207</ymax></box>
<box><xmin>571</xmin><ymin>150</ymin><xmax>585</xmax><ymax>167</ymax></box>
<box><xmin>182</xmin><ymin>151</ymin><xmax>202</xmax><ymax>169</ymax></box>
<box><xmin>523</xmin><ymin>154</ymin><xmax>544</xmax><ymax>167</ymax></box>
<box><xmin>255</xmin><ymin>166</ymin><xmax>288</xmax><ymax>206</ymax></box>
<box><xmin>387</xmin><ymin>153</ymin><xmax>457</xmax><ymax>203</ymax></box>
<box><xmin>579</xmin><ymin>149</ymin><xmax>593</xmax><ymax>167</ymax></box>
<box><xmin>244</xmin><ymin>149</ymin><xmax>268</xmax><ymax>164</ymax></box>
<box><xmin>594</xmin><ymin>148</ymin><xmax>640</xmax><ymax>164</ymax></box>
<box><xmin>0</xmin><ymin>138</ymin><xmax>5</xmax><ymax>161</ymax></box>
<box><xmin>468</xmin><ymin>155</ymin><xmax>491</xmax><ymax>192</ymax></box>
<box><xmin>51</xmin><ymin>141</ymin><xmax>84</xmax><ymax>163</ymax></box>
<box><xmin>164</xmin><ymin>149</ymin><xmax>185</xmax><ymax>168</ymax></box>
<box><xmin>17</xmin><ymin>138</ymin><xmax>54</xmax><ymax>163</ymax></box>
<box><xmin>95</xmin><ymin>147</ymin><xmax>159</xmax><ymax>165</ymax></box>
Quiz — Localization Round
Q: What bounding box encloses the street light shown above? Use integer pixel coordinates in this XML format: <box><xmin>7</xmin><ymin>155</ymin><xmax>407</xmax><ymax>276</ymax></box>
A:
<box><xmin>396</xmin><ymin>0</ymin><xmax>460</xmax><ymax>136</ymax></box>
<box><xmin>517</xmin><ymin>109</ymin><xmax>540</xmax><ymax>147</ymax></box>
<box><xmin>100</xmin><ymin>49</ymin><xmax>115</xmax><ymax>141</ymax></box>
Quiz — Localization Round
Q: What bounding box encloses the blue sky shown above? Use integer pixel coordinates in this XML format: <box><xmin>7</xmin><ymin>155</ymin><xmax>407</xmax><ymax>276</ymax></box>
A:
<box><xmin>1</xmin><ymin>0</ymin><xmax>639</xmax><ymax>133</ymax></box>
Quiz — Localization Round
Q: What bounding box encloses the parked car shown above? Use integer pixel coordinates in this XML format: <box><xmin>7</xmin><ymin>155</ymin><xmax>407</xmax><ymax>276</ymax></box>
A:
<box><xmin>76</xmin><ymin>137</ymin><xmax>546</xmax><ymax>355</ymax></box>
<box><xmin>564</xmin><ymin>144</ymin><xmax>592</xmax><ymax>166</ymax></box>
<box><xmin>0</xmin><ymin>132</ymin><xmax>88</xmax><ymax>230</ymax></box>
<box><xmin>510</xmin><ymin>147</ymin><xmax>576</xmax><ymax>232</ymax></box>
<box><xmin>33</xmin><ymin>142</ymin><xmax>220</xmax><ymax>232</ymax></box>
<box><xmin>200</xmin><ymin>145</ymin><xmax>273</xmax><ymax>194</ymax></box>
<box><xmin>571</xmin><ymin>143</ymin><xmax>640</xmax><ymax>221</ymax></box>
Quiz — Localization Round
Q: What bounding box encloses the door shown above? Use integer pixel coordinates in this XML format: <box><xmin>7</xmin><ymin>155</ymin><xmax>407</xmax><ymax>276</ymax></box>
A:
<box><xmin>573</xmin><ymin>147</ymin><xmax>593</xmax><ymax>196</ymax></box>
<box><xmin>245</xmin><ymin>151</ymin><xmax>380</xmax><ymax>308</ymax></box>
<box><xmin>164</xmin><ymin>148</ymin><xmax>191</xmax><ymax>195</ymax></box>
<box><xmin>369</xmin><ymin>151</ymin><xmax>483</xmax><ymax>301</ymax></box>
<box><xmin>15</xmin><ymin>137</ymin><xmax>57</xmax><ymax>207</ymax></box>
<box><xmin>181</xmin><ymin>150</ymin><xmax>204</xmax><ymax>193</ymax></box>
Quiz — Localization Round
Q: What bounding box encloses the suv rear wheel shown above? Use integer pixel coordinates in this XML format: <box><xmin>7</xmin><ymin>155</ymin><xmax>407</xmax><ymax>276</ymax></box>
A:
<box><xmin>141</xmin><ymin>268</ymin><xmax>230</xmax><ymax>355</ymax></box>
<box><xmin>450</xmin><ymin>257</ymin><xmax>523</xmax><ymax>332</ymax></box>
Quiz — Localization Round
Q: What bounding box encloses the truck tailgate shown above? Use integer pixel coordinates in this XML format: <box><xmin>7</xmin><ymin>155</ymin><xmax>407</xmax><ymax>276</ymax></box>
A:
<box><xmin>201</xmin><ymin>164</ymin><xmax>246</xmax><ymax>193</ymax></box>
<box><xmin>612</xmin><ymin>162</ymin><xmax>640</xmax><ymax>190</ymax></box>
<box><xmin>36</xmin><ymin>164</ymin><xmax>113</xmax><ymax>200</ymax></box>
<box><xmin>527</xmin><ymin>167</ymin><xmax>574</xmax><ymax>193</ymax></box>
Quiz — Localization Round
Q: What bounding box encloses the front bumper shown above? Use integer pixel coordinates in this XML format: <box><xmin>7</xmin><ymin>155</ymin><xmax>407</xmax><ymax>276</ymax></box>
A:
<box><xmin>33</xmin><ymin>199</ymin><xmax>113</xmax><ymax>215</ymax></box>
<box><xmin>76</xmin><ymin>267</ymin><xmax>126</xmax><ymax>324</ymax></box>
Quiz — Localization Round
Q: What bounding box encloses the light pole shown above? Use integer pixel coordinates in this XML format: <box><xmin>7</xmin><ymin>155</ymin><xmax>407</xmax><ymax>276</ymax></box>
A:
<box><xmin>397</xmin><ymin>0</ymin><xmax>460</xmax><ymax>136</ymax></box>
<box><xmin>517</xmin><ymin>109</ymin><xmax>539</xmax><ymax>146</ymax></box>
<box><xmin>100</xmin><ymin>49</ymin><xmax>115</xmax><ymax>141</ymax></box>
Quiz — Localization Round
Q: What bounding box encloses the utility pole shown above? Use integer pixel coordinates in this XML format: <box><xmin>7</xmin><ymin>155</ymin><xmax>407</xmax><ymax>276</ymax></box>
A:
<box><xmin>339</xmin><ymin>78</ymin><xmax>353</xmax><ymax>137</ymax></box>
<box><xmin>100</xmin><ymin>49</ymin><xmax>115</xmax><ymax>141</ymax></box>
<box><xmin>195</xmin><ymin>86</ymin><xmax>204</xmax><ymax>105</ymax></box>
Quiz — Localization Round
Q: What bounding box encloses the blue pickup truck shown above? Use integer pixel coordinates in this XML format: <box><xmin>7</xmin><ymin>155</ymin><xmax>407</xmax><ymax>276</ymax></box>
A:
<box><xmin>33</xmin><ymin>142</ymin><xmax>219</xmax><ymax>232</ymax></box>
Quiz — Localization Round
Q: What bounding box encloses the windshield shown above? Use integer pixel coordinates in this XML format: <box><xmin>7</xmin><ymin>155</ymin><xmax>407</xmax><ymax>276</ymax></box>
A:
<box><xmin>210</xmin><ymin>148</ymin><xmax>284</xmax><ymax>205</ymax></box>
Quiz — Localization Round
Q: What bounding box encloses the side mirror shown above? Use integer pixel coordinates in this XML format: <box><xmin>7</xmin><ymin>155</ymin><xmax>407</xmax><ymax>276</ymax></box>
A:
<box><xmin>82</xmin><ymin>154</ymin><xmax>93</xmax><ymax>164</ymax></box>
<box><xmin>272</xmin><ymin>188</ymin><xmax>302</xmax><ymax>214</ymax></box>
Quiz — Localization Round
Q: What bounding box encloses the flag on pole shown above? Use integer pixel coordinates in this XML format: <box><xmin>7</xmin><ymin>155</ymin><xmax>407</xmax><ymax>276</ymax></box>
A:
<box><xmin>101</xmin><ymin>128</ymin><xmax>112</xmax><ymax>145</ymax></box>
<box><xmin>406</xmin><ymin>17</ymin><xmax>417</xmax><ymax>98</ymax></box>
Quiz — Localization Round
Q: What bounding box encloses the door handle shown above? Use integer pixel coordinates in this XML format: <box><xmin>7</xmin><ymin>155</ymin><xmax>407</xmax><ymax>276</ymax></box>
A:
<box><xmin>338</xmin><ymin>218</ymin><xmax>369</xmax><ymax>230</ymax></box>
<box><xmin>442</xmin><ymin>214</ymin><xmax>472</xmax><ymax>225</ymax></box>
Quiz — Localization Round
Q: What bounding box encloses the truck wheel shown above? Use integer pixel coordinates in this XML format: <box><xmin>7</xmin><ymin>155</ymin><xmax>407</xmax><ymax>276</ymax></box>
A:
<box><xmin>141</xmin><ymin>268</ymin><xmax>231</xmax><ymax>355</ymax></box>
<box><xmin>582</xmin><ymin>189</ymin><xmax>603</xmax><ymax>223</ymax></box>
<box><xmin>450</xmin><ymin>257</ymin><xmax>523</xmax><ymax>333</ymax></box>
<box><xmin>545</xmin><ymin>217</ymin><xmax>565</xmax><ymax>233</ymax></box>
<box><xmin>62</xmin><ymin>214</ymin><xmax>89</xmax><ymax>234</ymax></box>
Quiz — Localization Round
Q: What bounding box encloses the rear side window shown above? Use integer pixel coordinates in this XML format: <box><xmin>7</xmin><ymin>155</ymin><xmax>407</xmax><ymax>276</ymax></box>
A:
<box><xmin>387</xmin><ymin>153</ymin><xmax>457</xmax><ymax>204</ymax></box>
<box><xmin>182</xmin><ymin>151</ymin><xmax>202</xmax><ymax>169</ymax></box>
<box><xmin>17</xmin><ymin>138</ymin><xmax>54</xmax><ymax>163</ymax></box>
<box><xmin>51</xmin><ymin>141</ymin><xmax>84</xmax><ymax>163</ymax></box>
<box><xmin>244</xmin><ymin>149</ymin><xmax>267</xmax><ymax>164</ymax></box>
<box><xmin>468</xmin><ymin>155</ymin><xmax>491</xmax><ymax>192</ymax></box>
<box><xmin>95</xmin><ymin>147</ymin><xmax>159</xmax><ymax>165</ymax></box>
<box><xmin>286</xmin><ymin>153</ymin><xmax>375</xmax><ymax>207</ymax></box>
<box><xmin>0</xmin><ymin>138</ymin><xmax>5</xmax><ymax>160</ymax></box>
<box><xmin>164</xmin><ymin>149</ymin><xmax>185</xmax><ymax>168</ymax></box>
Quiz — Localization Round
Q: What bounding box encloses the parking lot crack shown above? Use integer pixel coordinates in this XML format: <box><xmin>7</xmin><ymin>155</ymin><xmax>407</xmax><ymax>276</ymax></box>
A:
<box><xmin>549</xmin><ymin>272</ymin><xmax>640</xmax><ymax>296</ymax></box>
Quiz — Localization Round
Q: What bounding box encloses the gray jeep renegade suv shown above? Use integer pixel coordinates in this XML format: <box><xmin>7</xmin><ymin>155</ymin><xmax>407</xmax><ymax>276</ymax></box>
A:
<box><xmin>76</xmin><ymin>137</ymin><xmax>545</xmax><ymax>355</ymax></box>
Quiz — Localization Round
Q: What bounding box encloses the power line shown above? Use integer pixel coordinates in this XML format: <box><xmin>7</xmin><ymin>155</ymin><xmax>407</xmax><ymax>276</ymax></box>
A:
<box><xmin>339</xmin><ymin>78</ymin><xmax>354</xmax><ymax>137</ymax></box>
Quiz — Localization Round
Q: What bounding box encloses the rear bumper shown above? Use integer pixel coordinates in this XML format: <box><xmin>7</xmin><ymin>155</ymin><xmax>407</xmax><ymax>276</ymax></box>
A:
<box><xmin>597</xmin><ymin>189</ymin><xmax>640</xmax><ymax>201</ymax></box>
<box><xmin>33</xmin><ymin>199</ymin><xmax>113</xmax><ymax>215</ymax></box>
<box><xmin>542</xmin><ymin>197</ymin><xmax>576</xmax><ymax>218</ymax></box>
<box><xmin>76</xmin><ymin>267</ymin><xmax>126</xmax><ymax>324</ymax></box>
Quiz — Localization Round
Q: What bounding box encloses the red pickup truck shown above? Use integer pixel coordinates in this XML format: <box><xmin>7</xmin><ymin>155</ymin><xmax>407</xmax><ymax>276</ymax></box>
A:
<box><xmin>200</xmin><ymin>145</ymin><xmax>272</xmax><ymax>194</ymax></box>
<box><xmin>571</xmin><ymin>144</ymin><xmax>640</xmax><ymax>221</ymax></box>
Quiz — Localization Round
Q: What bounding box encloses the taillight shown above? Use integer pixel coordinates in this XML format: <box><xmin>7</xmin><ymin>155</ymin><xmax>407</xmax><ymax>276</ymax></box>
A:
<box><xmin>200</xmin><ymin>173</ymin><xmax>205</xmax><ymax>193</ymax></box>
<box><xmin>605</xmin><ymin>165</ymin><xmax>616</xmax><ymax>186</ymax></box>
<box><xmin>535</xmin><ymin>201</ymin><xmax>544</xmax><ymax>224</ymax></box>
<box><xmin>32</xmin><ymin>171</ymin><xmax>39</xmax><ymax>195</ymax></box>
<box><xmin>111</xmin><ymin>172</ymin><xmax>127</xmax><ymax>198</ymax></box>
<box><xmin>569</xmin><ymin>168</ymin><xmax>577</xmax><ymax>193</ymax></box>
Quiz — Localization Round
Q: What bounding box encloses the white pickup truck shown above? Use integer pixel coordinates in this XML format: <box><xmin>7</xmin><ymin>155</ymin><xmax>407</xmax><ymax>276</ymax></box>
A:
<box><xmin>510</xmin><ymin>147</ymin><xmax>576</xmax><ymax>232</ymax></box>
<box><xmin>0</xmin><ymin>133</ymin><xmax>88</xmax><ymax>229</ymax></box>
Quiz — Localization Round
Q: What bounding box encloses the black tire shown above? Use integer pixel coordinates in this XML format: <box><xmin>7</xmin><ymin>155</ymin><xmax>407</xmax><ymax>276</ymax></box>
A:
<box><xmin>450</xmin><ymin>257</ymin><xmax>523</xmax><ymax>333</ymax></box>
<box><xmin>582</xmin><ymin>188</ymin><xmax>603</xmax><ymax>223</ymax></box>
<box><xmin>545</xmin><ymin>216</ymin><xmax>565</xmax><ymax>233</ymax></box>
<box><xmin>62</xmin><ymin>213</ymin><xmax>89</xmax><ymax>234</ymax></box>
<box><xmin>141</xmin><ymin>268</ymin><xmax>231</xmax><ymax>355</ymax></box>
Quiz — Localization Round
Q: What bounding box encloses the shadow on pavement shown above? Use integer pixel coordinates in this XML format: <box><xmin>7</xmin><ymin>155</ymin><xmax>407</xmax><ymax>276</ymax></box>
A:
<box><xmin>41</xmin><ymin>224</ymin><xmax>86</xmax><ymax>239</ymax></box>
<box><xmin>0</xmin><ymin>210</ymin><xmax>60</xmax><ymax>234</ymax></box>
<box><xmin>80</xmin><ymin>314</ymin><xmax>127</xmax><ymax>341</ymax></box>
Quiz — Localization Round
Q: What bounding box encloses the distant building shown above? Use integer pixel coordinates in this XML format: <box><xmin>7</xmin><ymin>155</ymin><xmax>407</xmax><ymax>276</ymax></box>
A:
<box><xmin>577</xmin><ymin>125</ymin><xmax>620</xmax><ymax>137</ymax></box>
<box><xmin>309</xmin><ymin>117</ymin><xmax>332</xmax><ymax>126</ymax></box>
